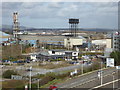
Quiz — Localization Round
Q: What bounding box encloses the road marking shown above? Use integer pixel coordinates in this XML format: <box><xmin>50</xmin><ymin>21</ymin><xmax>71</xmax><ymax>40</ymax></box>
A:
<box><xmin>89</xmin><ymin>79</ymin><xmax>120</xmax><ymax>90</ymax></box>
<box><xmin>71</xmin><ymin>73</ymin><xmax>113</xmax><ymax>88</ymax></box>
<box><xmin>63</xmin><ymin>72</ymin><xmax>117</xmax><ymax>88</ymax></box>
<box><xmin>65</xmin><ymin>67</ymin><xmax>113</xmax><ymax>81</ymax></box>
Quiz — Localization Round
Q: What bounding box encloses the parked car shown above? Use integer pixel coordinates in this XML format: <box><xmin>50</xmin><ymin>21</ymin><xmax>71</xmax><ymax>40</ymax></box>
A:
<box><xmin>2</xmin><ymin>60</ymin><xmax>10</xmax><ymax>63</ymax></box>
<box><xmin>26</xmin><ymin>68</ymin><xmax>32</xmax><ymax>71</ymax></box>
<box><xmin>13</xmin><ymin>61</ymin><xmax>18</xmax><ymax>63</ymax></box>
<box><xmin>25</xmin><ymin>60</ymin><xmax>30</xmax><ymax>63</ymax></box>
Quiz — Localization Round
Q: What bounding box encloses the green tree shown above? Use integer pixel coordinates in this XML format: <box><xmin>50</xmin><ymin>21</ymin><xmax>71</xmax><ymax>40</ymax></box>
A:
<box><xmin>110</xmin><ymin>51</ymin><xmax>120</xmax><ymax>66</ymax></box>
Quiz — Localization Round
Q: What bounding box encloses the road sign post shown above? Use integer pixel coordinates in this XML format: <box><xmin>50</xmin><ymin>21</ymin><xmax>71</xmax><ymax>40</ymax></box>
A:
<box><xmin>106</xmin><ymin>58</ymin><xmax>114</xmax><ymax>67</ymax></box>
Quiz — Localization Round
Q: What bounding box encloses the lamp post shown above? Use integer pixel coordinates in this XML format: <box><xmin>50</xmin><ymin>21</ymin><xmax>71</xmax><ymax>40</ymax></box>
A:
<box><xmin>38</xmin><ymin>79</ymin><xmax>39</xmax><ymax>90</ymax></box>
<box><xmin>81</xmin><ymin>61</ymin><xmax>83</xmax><ymax>74</ymax></box>
<box><xmin>100</xmin><ymin>62</ymin><xmax>103</xmax><ymax>86</ymax></box>
<box><xmin>112</xmin><ymin>71</ymin><xmax>116</xmax><ymax>90</ymax></box>
<box><xmin>29</xmin><ymin>66</ymin><xmax>32</xmax><ymax>90</ymax></box>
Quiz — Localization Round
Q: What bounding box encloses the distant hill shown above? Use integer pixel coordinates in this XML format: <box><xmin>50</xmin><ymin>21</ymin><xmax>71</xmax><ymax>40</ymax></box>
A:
<box><xmin>1</xmin><ymin>24</ymin><xmax>35</xmax><ymax>34</ymax></box>
<box><xmin>0</xmin><ymin>24</ymin><xmax>116</xmax><ymax>34</ymax></box>
<box><xmin>1</xmin><ymin>24</ymin><xmax>33</xmax><ymax>30</ymax></box>
<box><xmin>80</xmin><ymin>28</ymin><xmax>115</xmax><ymax>32</ymax></box>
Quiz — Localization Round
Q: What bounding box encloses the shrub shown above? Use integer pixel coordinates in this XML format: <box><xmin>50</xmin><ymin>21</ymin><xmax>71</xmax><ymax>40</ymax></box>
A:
<box><xmin>3</xmin><ymin>70</ymin><xmax>19</xmax><ymax>79</ymax></box>
<box><xmin>40</xmin><ymin>76</ymin><xmax>55</xmax><ymax>86</ymax></box>
<box><xmin>56</xmin><ymin>72</ymin><xmax>70</xmax><ymax>79</ymax></box>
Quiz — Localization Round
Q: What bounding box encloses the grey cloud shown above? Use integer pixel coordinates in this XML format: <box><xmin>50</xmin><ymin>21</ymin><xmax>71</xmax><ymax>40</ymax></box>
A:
<box><xmin>2</xmin><ymin>2</ymin><xmax>23</xmax><ymax>9</ymax></box>
<box><xmin>2</xmin><ymin>2</ymin><xmax>118</xmax><ymax>29</ymax></box>
<box><xmin>2</xmin><ymin>2</ymin><xmax>118</xmax><ymax>18</ymax></box>
<box><xmin>47</xmin><ymin>2</ymin><xmax>62</xmax><ymax>8</ymax></box>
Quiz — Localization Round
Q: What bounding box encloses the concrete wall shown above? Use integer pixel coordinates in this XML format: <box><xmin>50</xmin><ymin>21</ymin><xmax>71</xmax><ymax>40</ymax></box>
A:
<box><xmin>106</xmin><ymin>39</ymin><xmax>112</xmax><ymax>48</ymax></box>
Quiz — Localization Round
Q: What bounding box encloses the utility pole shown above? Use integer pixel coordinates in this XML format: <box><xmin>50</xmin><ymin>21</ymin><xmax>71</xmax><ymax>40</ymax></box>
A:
<box><xmin>100</xmin><ymin>62</ymin><xmax>103</xmax><ymax>86</ymax></box>
<box><xmin>81</xmin><ymin>61</ymin><xmax>83</xmax><ymax>74</ymax></box>
<box><xmin>29</xmin><ymin>66</ymin><xmax>32</xmax><ymax>90</ymax></box>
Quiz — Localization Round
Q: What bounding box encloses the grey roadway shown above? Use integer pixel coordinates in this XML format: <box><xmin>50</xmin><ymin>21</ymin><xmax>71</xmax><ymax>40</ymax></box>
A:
<box><xmin>16</xmin><ymin>64</ymin><xmax>89</xmax><ymax>76</ymax></box>
<box><xmin>75</xmin><ymin>71</ymin><xmax>120</xmax><ymax>89</ymax></box>
<box><xmin>55</xmin><ymin>67</ymin><xmax>119</xmax><ymax>89</ymax></box>
<box><xmin>1</xmin><ymin>64</ymin><xmax>88</xmax><ymax>76</ymax></box>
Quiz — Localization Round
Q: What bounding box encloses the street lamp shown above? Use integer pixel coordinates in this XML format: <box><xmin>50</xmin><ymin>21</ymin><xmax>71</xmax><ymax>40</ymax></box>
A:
<box><xmin>100</xmin><ymin>62</ymin><xmax>103</xmax><ymax>86</ymax></box>
<box><xmin>81</xmin><ymin>61</ymin><xmax>83</xmax><ymax>74</ymax></box>
<box><xmin>38</xmin><ymin>79</ymin><xmax>39</xmax><ymax>90</ymax></box>
<box><xmin>112</xmin><ymin>71</ymin><xmax>116</xmax><ymax>90</ymax></box>
<box><xmin>97</xmin><ymin>61</ymin><xmax>103</xmax><ymax>86</ymax></box>
<box><xmin>29</xmin><ymin>66</ymin><xmax>32</xmax><ymax>90</ymax></box>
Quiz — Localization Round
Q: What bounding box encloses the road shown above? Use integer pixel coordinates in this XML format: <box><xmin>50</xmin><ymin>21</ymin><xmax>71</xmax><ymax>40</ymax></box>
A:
<box><xmin>56</xmin><ymin>67</ymin><xmax>120</xmax><ymax>89</ymax></box>
<box><xmin>15</xmin><ymin>64</ymin><xmax>88</xmax><ymax>76</ymax></box>
<box><xmin>1</xmin><ymin>63</ymin><xmax>90</xmax><ymax>76</ymax></box>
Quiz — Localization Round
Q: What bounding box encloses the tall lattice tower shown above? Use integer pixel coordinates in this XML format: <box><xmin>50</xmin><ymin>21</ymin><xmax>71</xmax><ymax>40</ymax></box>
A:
<box><xmin>13</xmin><ymin>12</ymin><xmax>20</xmax><ymax>41</ymax></box>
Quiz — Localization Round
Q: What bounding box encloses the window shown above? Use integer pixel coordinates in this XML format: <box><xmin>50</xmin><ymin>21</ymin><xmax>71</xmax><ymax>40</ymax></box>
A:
<box><xmin>52</xmin><ymin>51</ymin><xmax>55</xmax><ymax>54</ymax></box>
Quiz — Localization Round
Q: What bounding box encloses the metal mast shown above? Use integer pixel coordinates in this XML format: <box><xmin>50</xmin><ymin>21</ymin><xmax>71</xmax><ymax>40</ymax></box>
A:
<box><xmin>13</xmin><ymin>12</ymin><xmax>20</xmax><ymax>41</ymax></box>
<box><xmin>69</xmin><ymin>18</ymin><xmax>79</xmax><ymax>37</ymax></box>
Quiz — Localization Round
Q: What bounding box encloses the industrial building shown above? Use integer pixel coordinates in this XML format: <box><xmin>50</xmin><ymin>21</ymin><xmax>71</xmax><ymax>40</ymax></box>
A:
<box><xmin>64</xmin><ymin>37</ymin><xmax>83</xmax><ymax>49</ymax></box>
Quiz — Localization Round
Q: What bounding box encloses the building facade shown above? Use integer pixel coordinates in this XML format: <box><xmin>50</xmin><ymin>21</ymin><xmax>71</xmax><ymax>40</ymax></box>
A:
<box><xmin>64</xmin><ymin>38</ymin><xmax>83</xmax><ymax>49</ymax></box>
<box><xmin>112</xmin><ymin>31</ymin><xmax>120</xmax><ymax>51</ymax></box>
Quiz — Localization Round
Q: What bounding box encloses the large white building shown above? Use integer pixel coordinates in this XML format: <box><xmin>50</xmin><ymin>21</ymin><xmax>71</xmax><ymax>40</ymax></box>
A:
<box><xmin>64</xmin><ymin>37</ymin><xmax>83</xmax><ymax>49</ymax></box>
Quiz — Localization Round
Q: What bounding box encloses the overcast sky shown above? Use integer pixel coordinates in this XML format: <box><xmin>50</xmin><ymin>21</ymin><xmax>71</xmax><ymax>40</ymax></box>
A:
<box><xmin>2</xmin><ymin>2</ymin><xmax>118</xmax><ymax>29</ymax></box>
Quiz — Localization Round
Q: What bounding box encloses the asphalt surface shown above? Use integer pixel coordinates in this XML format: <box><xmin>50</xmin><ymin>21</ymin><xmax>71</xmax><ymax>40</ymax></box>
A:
<box><xmin>56</xmin><ymin>67</ymin><xmax>120</xmax><ymax>89</ymax></box>
<box><xmin>15</xmin><ymin>64</ymin><xmax>88</xmax><ymax>76</ymax></box>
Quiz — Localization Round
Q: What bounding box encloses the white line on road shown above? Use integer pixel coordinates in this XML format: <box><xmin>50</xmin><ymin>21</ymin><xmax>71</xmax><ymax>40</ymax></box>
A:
<box><xmin>62</xmin><ymin>72</ymin><xmax>117</xmax><ymax>88</ymax></box>
<box><xmin>89</xmin><ymin>79</ymin><xmax>120</xmax><ymax>90</ymax></box>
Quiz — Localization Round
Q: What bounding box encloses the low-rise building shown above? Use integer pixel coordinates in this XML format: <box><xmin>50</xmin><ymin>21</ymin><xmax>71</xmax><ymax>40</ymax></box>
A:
<box><xmin>30</xmin><ymin>49</ymin><xmax>79</xmax><ymax>61</ymax></box>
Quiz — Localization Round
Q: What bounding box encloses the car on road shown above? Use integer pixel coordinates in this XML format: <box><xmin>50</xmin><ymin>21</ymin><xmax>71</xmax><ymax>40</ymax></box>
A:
<box><xmin>49</xmin><ymin>85</ymin><xmax>58</xmax><ymax>90</ymax></box>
